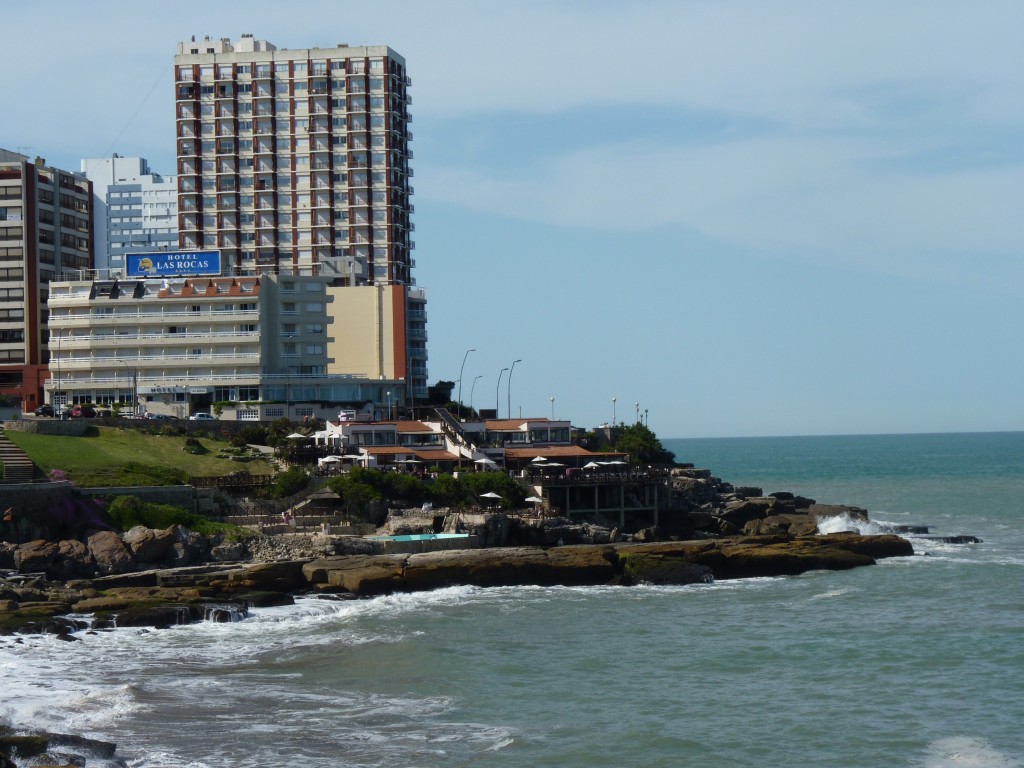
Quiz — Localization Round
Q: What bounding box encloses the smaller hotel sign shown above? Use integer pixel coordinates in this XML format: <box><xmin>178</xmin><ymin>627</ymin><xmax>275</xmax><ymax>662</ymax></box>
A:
<box><xmin>126</xmin><ymin>250</ymin><xmax>222</xmax><ymax>278</ymax></box>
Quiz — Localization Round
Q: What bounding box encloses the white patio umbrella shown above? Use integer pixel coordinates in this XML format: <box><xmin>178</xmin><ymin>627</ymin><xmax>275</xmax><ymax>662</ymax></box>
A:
<box><xmin>286</xmin><ymin>432</ymin><xmax>307</xmax><ymax>439</ymax></box>
<box><xmin>583</xmin><ymin>461</ymin><xmax>601</xmax><ymax>469</ymax></box>
<box><xmin>480</xmin><ymin>492</ymin><xmax>503</xmax><ymax>499</ymax></box>
<box><xmin>531</xmin><ymin>456</ymin><xmax>549</xmax><ymax>463</ymax></box>
<box><xmin>525</xmin><ymin>496</ymin><xmax>544</xmax><ymax>503</ymax></box>
<box><xmin>474</xmin><ymin>457</ymin><xmax>497</xmax><ymax>465</ymax></box>
<box><xmin>320</xmin><ymin>455</ymin><xmax>343</xmax><ymax>463</ymax></box>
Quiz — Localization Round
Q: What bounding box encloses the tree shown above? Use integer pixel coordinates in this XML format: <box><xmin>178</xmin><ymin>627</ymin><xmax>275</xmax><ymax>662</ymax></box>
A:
<box><xmin>429</xmin><ymin>473</ymin><xmax>467</xmax><ymax>506</ymax></box>
<box><xmin>459</xmin><ymin>471</ymin><xmax>527</xmax><ymax>507</ymax></box>
<box><xmin>327</xmin><ymin>474</ymin><xmax>383</xmax><ymax>520</ymax></box>
<box><xmin>611</xmin><ymin>424</ymin><xmax>676</xmax><ymax>465</ymax></box>
<box><xmin>271</xmin><ymin>467</ymin><xmax>309</xmax><ymax>498</ymax></box>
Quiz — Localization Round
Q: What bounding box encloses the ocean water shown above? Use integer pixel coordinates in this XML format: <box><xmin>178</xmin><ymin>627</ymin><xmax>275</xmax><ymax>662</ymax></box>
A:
<box><xmin>1</xmin><ymin>431</ymin><xmax>1022</xmax><ymax>767</ymax></box>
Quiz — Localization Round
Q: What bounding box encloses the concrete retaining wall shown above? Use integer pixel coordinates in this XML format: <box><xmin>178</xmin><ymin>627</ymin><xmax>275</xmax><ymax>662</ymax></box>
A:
<box><xmin>1</xmin><ymin>482</ymin><xmax>221</xmax><ymax>516</ymax></box>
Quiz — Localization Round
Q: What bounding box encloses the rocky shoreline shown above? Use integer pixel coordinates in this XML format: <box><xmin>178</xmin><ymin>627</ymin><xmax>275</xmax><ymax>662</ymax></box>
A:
<box><xmin>1</xmin><ymin>530</ymin><xmax>914</xmax><ymax>637</ymax></box>
<box><xmin>0</xmin><ymin>531</ymin><xmax>917</xmax><ymax>766</ymax></box>
<box><xmin>0</xmin><ymin>471</ymin><xmax>925</xmax><ymax>767</ymax></box>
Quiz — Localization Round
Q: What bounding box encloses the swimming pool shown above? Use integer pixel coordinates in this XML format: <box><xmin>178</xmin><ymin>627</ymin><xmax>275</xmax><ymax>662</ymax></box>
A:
<box><xmin>368</xmin><ymin>533</ymin><xmax>471</xmax><ymax>542</ymax></box>
<box><xmin>366</xmin><ymin>532</ymin><xmax>478</xmax><ymax>553</ymax></box>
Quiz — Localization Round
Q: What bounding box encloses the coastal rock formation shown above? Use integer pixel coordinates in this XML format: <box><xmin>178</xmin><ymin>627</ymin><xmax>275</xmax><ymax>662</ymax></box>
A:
<box><xmin>0</xmin><ymin>534</ymin><xmax>915</xmax><ymax>636</ymax></box>
<box><xmin>0</xmin><ymin>726</ymin><xmax>121</xmax><ymax>767</ymax></box>
<box><xmin>87</xmin><ymin>531</ymin><xmax>135</xmax><ymax>575</ymax></box>
<box><xmin>302</xmin><ymin>535</ymin><xmax>913</xmax><ymax>597</ymax></box>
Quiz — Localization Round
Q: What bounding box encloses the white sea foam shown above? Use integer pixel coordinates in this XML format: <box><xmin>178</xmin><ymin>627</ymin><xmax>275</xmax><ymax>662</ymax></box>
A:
<box><xmin>816</xmin><ymin>512</ymin><xmax>889</xmax><ymax>535</ymax></box>
<box><xmin>922</xmin><ymin>736</ymin><xmax>1022</xmax><ymax>768</ymax></box>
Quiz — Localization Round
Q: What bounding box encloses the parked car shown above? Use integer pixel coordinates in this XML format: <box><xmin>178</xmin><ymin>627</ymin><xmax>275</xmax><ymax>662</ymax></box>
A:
<box><xmin>188</xmin><ymin>412</ymin><xmax>217</xmax><ymax>421</ymax></box>
<box><xmin>34</xmin><ymin>404</ymin><xmax>55</xmax><ymax>417</ymax></box>
<box><xmin>144</xmin><ymin>412</ymin><xmax>179</xmax><ymax>420</ymax></box>
<box><xmin>63</xmin><ymin>405</ymin><xmax>97</xmax><ymax>419</ymax></box>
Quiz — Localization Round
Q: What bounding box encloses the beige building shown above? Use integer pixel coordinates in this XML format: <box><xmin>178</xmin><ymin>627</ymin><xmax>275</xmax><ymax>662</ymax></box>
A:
<box><xmin>45</xmin><ymin>273</ymin><xmax>405</xmax><ymax>420</ymax></box>
<box><xmin>0</xmin><ymin>149</ymin><xmax>92</xmax><ymax>413</ymax></box>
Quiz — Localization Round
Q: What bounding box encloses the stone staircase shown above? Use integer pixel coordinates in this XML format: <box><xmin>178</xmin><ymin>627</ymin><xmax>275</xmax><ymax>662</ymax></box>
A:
<box><xmin>0</xmin><ymin>429</ymin><xmax>36</xmax><ymax>483</ymax></box>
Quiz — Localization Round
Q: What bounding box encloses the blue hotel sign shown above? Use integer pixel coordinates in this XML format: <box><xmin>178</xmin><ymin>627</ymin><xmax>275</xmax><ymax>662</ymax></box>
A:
<box><xmin>126</xmin><ymin>250</ymin><xmax>222</xmax><ymax>278</ymax></box>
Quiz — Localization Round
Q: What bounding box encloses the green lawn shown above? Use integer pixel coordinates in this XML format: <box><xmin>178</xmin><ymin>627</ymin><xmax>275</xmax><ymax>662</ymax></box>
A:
<box><xmin>4</xmin><ymin>426</ymin><xmax>275</xmax><ymax>487</ymax></box>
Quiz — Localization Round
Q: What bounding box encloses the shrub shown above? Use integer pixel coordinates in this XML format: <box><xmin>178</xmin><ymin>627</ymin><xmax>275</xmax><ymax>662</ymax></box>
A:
<box><xmin>183</xmin><ymin>436</ymin><xmax>208</xmax><ymax>455</ymax></box>
<box><xmin>272</xmin><ymin>466</ymin><xmax>309</xmax><ymax>498</ymax></box>
<box><xmin>231</xmin><ymin>424</ymin><xmax>268</xmax><ymax>448</ymax></box>
<box><xmin>327</xmin><ymin>475</ymin><xmax>383</xmax><ymax>520</ymax></box>
<box><xmin>429</xmin><ymin>473</ymin><xmax>468</xmax><ymax>506</ymax></box>
<box><xmin>459</xmin><ymin>471</ymin><xmax>527</xmax><ymax>507</ymax></box>
<box><xmin>106</xmin><ymin>494</ymin><xmax>229</xmax><ymax>536</ymax></box>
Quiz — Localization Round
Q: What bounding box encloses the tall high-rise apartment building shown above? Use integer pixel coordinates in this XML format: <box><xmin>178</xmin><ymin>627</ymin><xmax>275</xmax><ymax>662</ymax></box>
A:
<box><xmin>173</xmin><ymin>34</ymin><xmax>414</xmax><ymax>284</ymax></box>
<box><xmin>81</xmin><ymin>155</ymin><xmax>178</xmax><ymax>277</ymax></box>
<box><xmin>173</xmin><ymin>34</ymin><xmax>427</xmax><ymax>399</ymax></box>
<box><xmin>0</xmin><ymin>149</ymin><xmax>92</xmax><ymax>412</ymax></box>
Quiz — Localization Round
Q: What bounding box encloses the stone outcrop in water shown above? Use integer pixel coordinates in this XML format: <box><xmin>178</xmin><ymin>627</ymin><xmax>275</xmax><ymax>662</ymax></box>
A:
<box><xmin>0</xmin><ymin>533</ymin><xmax>913</xmax><ymax>636</ymax></box>
<box><xmin>0</xmin><ymin>726</ymin><xmax>122</xmax><ymax>768</ymax></box>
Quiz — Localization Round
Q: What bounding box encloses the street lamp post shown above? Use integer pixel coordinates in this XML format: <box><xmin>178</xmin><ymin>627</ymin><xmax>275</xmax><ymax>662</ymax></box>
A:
<box><xmin>457</xmin><ymin>348</ymin><xmax>475</xmax><ymax>420</ymax></box>
<box><xmin>496</xmin><ymin>367</ymin><xmax>509</xmax><ymax>416</ymax></box>
<box><xmin>635</xmin><ymin>402</ymin><xmax>640</xmax><ymax>423</ymax></box>
<box><xmin>53</xmin><ymin>331</ymin><xmax>62</xmax><ymax>416</ymax></box>
<box><xmin>550</xmin><ymin>396</ymin><xmax>555</xmax><ymax>420</ymax></box>
<box><xmin>612</xmin><ymin>397</ymin><xmax>616</xmax><ymax>426</ymax></box>
<box><xmin>117</xmin><ymin>360</ymin><xmax>138</xmax><ymax>417</ymax></box>
<box><xmin>507</xmin><ymin>359</ymin><xmax>521</xmax><ymax>419</ymax></box>
<box><xmin>644</xmin><ymin>408</ymin><xmax>648</xmax><ymax>427</ymax></box>
<box><xmin>469</xmin><ymin>374</ymin><xmax>482</xmax><ymax>417</ymax></box>
<box><xmin>386</xmin><ymin>391</ymin><xmax>392</xmax><ymax>421</ymax></box>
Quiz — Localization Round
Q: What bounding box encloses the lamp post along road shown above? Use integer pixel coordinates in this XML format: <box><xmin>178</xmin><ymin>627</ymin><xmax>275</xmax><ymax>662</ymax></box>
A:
<box><xmin>54</xmin><ymin>332</ymin><xmax>62</xmax><ymax>414</ymax></box>
<box><xmin>550</xmin><ymin>396</ymin><xmax>555</xmax><ymax>420</ymax></box>
<box><xmin>496</xmin><ymin>368</ymin><xmax>509</xmax><ymax>417</ymax></box>
<box><xmin>117</xmin><ymin>360</ymin><xmax>138</xmax><ymax>417</ymax></box>
<box><xmin>469</xmin><ymin>374</ymin><xmax>482</xmax><ymax>417</ymax></box>
<box><xmin>507</xmin><ymin>359</ymin><xmax>521</xmax><ymax>419</ymax></box>
<box><xmin>612</xmin><ymin>397</ymin><xmax>617</xmax><ymax>426</ymax></box>
<box><xmin>457</xmin><ymin>348</ymin><xmax>475</xmax><ymax>420</ymax></box>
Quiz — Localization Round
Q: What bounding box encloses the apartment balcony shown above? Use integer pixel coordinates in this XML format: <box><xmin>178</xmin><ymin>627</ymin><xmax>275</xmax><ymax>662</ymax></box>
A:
<box><xmin>57</xmin><ymin>330</ymin><xmax>261</xmax><ymax>350</ymax></box>
<box><xmin>58</xmin><ymin>351</ymin><xmax>263</xmax><ymax>371</ymax></box>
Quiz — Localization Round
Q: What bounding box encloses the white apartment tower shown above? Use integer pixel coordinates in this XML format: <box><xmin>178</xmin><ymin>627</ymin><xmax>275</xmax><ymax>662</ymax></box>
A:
<box><xmin>81</xmin><ymin>155</ymin><xmax>178</xmax><ymax>277</ymax></box>
<box><xmin>173</xmin><ymin>34</ymin><xmax>415</xmax><ymax>285</ymax></box>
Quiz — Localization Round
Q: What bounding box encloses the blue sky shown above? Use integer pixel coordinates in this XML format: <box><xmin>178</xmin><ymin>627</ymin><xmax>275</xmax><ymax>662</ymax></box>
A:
<box><xmin>4</xmin><ymin>1</ymin><xmax>1022</xmax><ymax>437</ymax></box>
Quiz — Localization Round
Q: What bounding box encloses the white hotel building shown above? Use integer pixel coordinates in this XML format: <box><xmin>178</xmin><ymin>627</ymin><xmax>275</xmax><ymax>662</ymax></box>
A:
<box><xmin>45</xmin><ymin>269</ymin><xmax>406</xmax><ymax>420</ymax></box>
